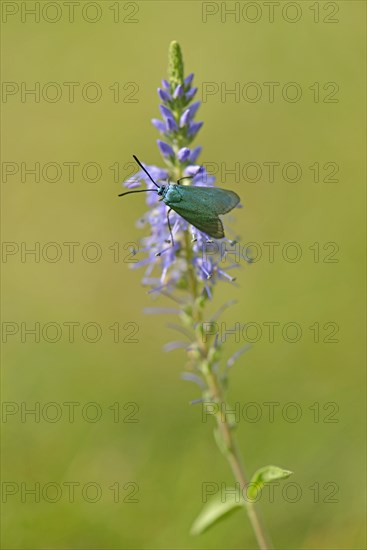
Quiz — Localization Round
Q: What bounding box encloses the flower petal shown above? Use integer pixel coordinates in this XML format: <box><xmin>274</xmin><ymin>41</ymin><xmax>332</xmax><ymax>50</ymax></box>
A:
<box><xmin>157</xmin><ymin>140</ymin><xmax>174</xmax><ymax>158</ymax></box>
<box><xmin>177</xmin><ymin>147</ymin><xmax>190</xmax><ymax>162</ymax></box>
<box><xmin>151</xmin><ymin>118</ymin><xmax>166</xmax><ymax>133</ymax></box>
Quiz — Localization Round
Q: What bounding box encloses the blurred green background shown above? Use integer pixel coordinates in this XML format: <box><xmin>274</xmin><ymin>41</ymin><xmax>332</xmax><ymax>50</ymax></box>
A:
<box><xmin>1</xmin><ymin>1</ymin><xmax>365</xmax><ymax>549</ymax></box>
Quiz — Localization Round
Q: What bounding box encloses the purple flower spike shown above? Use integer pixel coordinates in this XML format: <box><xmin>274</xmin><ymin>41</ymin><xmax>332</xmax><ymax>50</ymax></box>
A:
<box><xmin>180</xmin><ymin>109</ymin><xmax>191</xmax><ymax>128</ymax></box>
<box><xmin>122</xmin><ymin>46</ymin><xmax>244</xmax><ymax>506</ymax></box>
<box><xmin>151</xmin><ymin>118</ymin><xmax>166</xmax><ymax>133</ymax></box>
<box><xmin>123</xmin><ymin>48</ymin><xmax>239</xmax><ymax>295</ymax></box>
<box><xmin>184</xmin><ymin>73</ymin><xmax>194</xmax><ymax>88</ymax></box>
<box><xmin>173</xmin><ymin>84</ymin><xmax>184</xmax><ymax>99</ymax></box>
<box><xmin>158</xmin><ymin>88</ymin><xmax>171</xmax><ymax>103</ymax></box>
<box><xmin>157</xmin><ymin>140</ymin><xmax>174</xmax><ymax>159</ymax></box>
<box><xmin>177</xmin><ymin>147</ymin><xmax>190</xmax><ymax>162</ymax></box>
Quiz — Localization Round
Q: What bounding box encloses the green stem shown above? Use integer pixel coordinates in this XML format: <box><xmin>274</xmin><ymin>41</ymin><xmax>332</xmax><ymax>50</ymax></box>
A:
<box><xmin>184</xmin><ymin>231</ymin><xmax>198</xmax><ymax>302</ymax></box>
<box><xmin>182</xmin><ymin>239</ymin><xmax>273</xmax><ymax>549</ymax></box>
<box><xmin>204</xmin><ymin>369</ymin><xmax>273</xmax><ymax>550</ymax></box>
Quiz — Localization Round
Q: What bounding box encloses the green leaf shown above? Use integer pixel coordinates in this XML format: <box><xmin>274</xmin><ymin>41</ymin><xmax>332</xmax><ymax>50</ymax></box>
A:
<box><xmin>190</xmin><ymin>491</ymin><xmax>243</xmax><ymax>535</ymax></box>
<box><xmin>247</xmin><ymin>465</ymin><xmax>293</xmax><ymax>501</ymax></box>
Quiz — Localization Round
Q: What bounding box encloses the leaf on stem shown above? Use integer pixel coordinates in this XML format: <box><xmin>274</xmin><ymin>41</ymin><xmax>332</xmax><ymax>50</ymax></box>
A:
<box><xmin>247</xmin><ymin>465</ymin><xmax>293</xmax><ymax>501</ymax></box>
<box><xmin>190</xmin><ymin>491</ymin><xmax>243</xmax><ymax>535</ymax></box>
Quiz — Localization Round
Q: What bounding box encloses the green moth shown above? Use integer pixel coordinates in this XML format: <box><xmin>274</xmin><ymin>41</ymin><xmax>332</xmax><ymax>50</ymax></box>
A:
<box><xmin>119</xmin><ymin>155</ymin><xmax>240</xmax><ymax>242</ymax></box>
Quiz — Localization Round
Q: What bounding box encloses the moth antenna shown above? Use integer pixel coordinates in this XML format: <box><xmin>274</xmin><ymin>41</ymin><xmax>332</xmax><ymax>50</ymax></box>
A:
<box><xmin>133</xmin><ymin>155</ymin><xmax>160</xmax><ymax>189</ymax></box>
<box><xmin>118</xmin><ymin>189</ymin><xmax>157</xmax><ymax>197</ymax></box>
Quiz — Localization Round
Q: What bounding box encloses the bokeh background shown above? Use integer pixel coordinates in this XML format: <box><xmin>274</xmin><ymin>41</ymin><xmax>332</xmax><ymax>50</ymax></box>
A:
<box><xmin>1</xmin><ymin>1</ymin><xmax>366</xmax><ymax>549</ymax></box>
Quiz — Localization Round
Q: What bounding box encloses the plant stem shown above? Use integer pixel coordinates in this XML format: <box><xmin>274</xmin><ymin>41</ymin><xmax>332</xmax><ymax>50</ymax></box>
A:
<box><xmin>205</xmin><ymin>368</ymin><xmax>273</xmax><ymax>550</ymax></box>
<box><xmin>182</xmin><ymin>230</ymin><xmax>273</xmax><ymax>549</ymax></box>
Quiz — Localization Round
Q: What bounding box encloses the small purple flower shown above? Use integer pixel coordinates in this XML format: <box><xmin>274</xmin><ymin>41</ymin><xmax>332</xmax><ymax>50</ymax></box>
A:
<box><xmin>160</xmin><ymin>104</ymin><xmax>174</xmax><ymax>121</ymax></box>
<box><xmin>185</xmin><ymin>164</ymin><xmax>202</xmax><ymax>176</ymax></box>
<box><xmin>162</xmin><ymin>79</ymin><xmax>170</xmax><ymax>89</ymax></box>
<box><xmin>166</xmin><ymin>117</ymin><xmax>178</xmax><ymax>133</ymax></box>
<box><xmin>188</xmin><ymin>121</ymin><xmax>203</xmax><ymax>138</ymax></box>
<box><xmin>184</xmin><ymin>73</ymin><xmax>194</xmax><ymax>88</ymax></box>
<box><xmin>185</xmin><ymin>87</ymin><xmax>197</xmax><ymax>101</ymax></box>
<box><xmin>179</xmin><ymin>108</ymin><xmax>191</xmax><ymax>128</ymax></box>
<box><xmin>189</xmin><ymin>146</ymin><xmax>202</xmax><ymax>163</ymax></box>
<box><xmin>157</xmin><ymin>140</ymin><xmax>174</xmax><ymax>159</ymax></box>
<box><xmin>151</xmin><ymin>118</ymin><xmax>166</xmax><ymax>133</ymax></box>
<box><xmin>188</xmin><ymin>101</ymin><xmax>201</xmax><ymax>119</ymax></box>
<box><xmin>158</xmin><ymin>88</ymin><xmax>171</xmax><ymax>103</ymax></box>
<box><xmin>177</xmin><ymin>147</ymin><xmax>190</xmax><ymax>162</ymax></box>
<box><xmin>125</xmin><ymin>180</ymin><xmax>142</xmax><ymax>189</ymax></box>
<box><xmin>173</xmin><ymin>84</ymin><xmax>184</xmax><ymax>99</ymax></box>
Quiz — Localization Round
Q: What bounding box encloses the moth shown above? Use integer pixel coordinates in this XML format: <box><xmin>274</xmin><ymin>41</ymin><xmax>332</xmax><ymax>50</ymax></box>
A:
<box><xmin>119</xmin><ymin>155</ymin><xmax>240</xmax><ymax>244</ymax></box>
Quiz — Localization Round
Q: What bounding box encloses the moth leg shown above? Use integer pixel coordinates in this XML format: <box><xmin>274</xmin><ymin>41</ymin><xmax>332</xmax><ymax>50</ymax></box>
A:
<box><xmin>166</xmin><ymin>208</ymin><xmax>174</xmax><ymax>246</ymax></box>
<box><xmin>156</xmin><ymin>209</ymin><xmax>174</xmax><ymax>257</ymax></box>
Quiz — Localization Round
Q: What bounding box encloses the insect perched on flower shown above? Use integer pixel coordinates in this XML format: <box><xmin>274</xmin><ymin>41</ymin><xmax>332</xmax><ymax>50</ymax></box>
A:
<box><xmin>118</xmin><ymin>42</ymin><xmax>291</xmax><ymax>548</ymax></box>
<box><xmin>119</xmin><ymin>43</ymin><xmax>243</xmax><ymax>292</ymax></box>
<box><xmin>119</xmin><ymin>155</ymin><xmax>240</xmax><ymax>249</ymax></box>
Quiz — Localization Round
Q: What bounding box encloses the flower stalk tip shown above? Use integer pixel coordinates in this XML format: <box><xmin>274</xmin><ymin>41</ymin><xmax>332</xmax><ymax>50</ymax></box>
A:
<box><xmin>168</xmin><ymin>40</ymin><xmax>184</xmax><ymax>91</ymax></box>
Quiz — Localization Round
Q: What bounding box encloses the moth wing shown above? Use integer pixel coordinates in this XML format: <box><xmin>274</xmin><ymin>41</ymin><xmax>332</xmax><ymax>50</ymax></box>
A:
<box><xmin>170</xmin><ymin>203</ymin><xmax>225</xmax><ymax>239</ymax></box>
<box><xmin>167</xmin><ymin>185</ymin><xmax>240</xmax><ymax>239</ymax></box>
<box><xmin>183</xmin><ymin>186</ymin><xmax>240</xmax><ymax>215</ymax></box>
